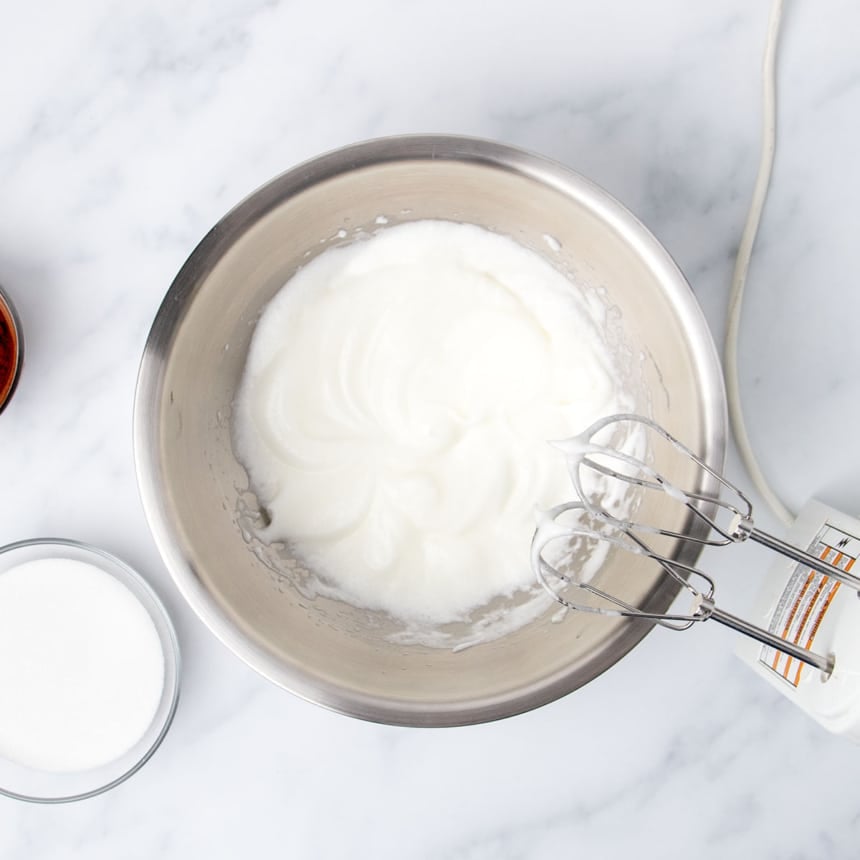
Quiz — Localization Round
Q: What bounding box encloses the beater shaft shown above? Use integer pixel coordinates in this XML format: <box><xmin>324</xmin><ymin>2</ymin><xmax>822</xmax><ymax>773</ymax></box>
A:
<box><xmin>737</xmin><ymin>521</ymin><xmax>860</xmax><ymax>592</ymax></box>
<box><xmin>704</xmin><ymin>599</ymin><xmax>834</xmax><ymax>674</ymax></box>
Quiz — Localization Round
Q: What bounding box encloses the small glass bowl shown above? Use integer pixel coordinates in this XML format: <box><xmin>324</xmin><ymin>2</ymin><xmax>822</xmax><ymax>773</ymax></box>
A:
<box><xmin>0</xmin><ymin>286</ymin><xmax>22</xmax><ymax>414</ymax></box>
<box><xmin>0</xmin><ymin>539</ymin><xmax>181</xmax><ymax>803</ymax></box>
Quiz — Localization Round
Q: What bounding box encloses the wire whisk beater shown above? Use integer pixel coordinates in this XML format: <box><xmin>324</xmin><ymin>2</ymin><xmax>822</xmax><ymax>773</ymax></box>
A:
<box><xmin>531</xmin><ymin>414</ymin><xmax>860</xmax><ymax>675</ymax></box>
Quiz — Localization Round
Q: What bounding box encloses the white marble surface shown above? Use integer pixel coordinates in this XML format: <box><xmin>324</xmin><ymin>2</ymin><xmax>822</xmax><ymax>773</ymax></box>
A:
<box><xmin>2</xmin><ymin>1</ymin><xmax>860</xmax><ymax>856</ymax></box>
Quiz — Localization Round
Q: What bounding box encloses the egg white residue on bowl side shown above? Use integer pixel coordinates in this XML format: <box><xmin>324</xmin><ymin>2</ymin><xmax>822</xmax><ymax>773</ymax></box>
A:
<box><xmin>232</xmin><ymin>220</ymin><xmax>642</xmax><ymax>645</ymax></box>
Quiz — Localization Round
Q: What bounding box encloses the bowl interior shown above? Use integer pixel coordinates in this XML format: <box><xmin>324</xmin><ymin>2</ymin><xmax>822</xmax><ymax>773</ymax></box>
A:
<box><xmin>136</xmin><ymin>137</ymin><xmax>724</xmax><ymax>725</ymax></box>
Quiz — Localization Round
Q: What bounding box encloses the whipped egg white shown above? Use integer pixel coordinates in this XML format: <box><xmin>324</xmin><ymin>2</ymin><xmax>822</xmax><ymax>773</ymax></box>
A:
<box><xmin>235</xmin><ymin>220</ymin><xmax>630</xmax><ymax>625</ymax></box>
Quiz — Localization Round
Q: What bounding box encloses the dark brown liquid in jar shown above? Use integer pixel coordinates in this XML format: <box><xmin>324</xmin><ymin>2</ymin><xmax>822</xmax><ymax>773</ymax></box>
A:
<box><xmin>0</xmin><ymin>293</ymin><xmax>20</xmax><ymax>411</ymax></box>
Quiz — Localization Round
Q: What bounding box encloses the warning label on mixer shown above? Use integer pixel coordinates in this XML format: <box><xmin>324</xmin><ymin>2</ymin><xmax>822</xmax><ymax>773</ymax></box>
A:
<box><xmin>758</xmin><ymin>524</ymin><xmax>857</xmax><ymax>687</ymax></box>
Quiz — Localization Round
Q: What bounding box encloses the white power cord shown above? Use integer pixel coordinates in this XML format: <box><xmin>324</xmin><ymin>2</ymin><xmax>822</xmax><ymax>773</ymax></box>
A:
<box><xmin>724</xmin><ymin>0</ymin><xmax>794</xmax><ymax>527</ymax></box>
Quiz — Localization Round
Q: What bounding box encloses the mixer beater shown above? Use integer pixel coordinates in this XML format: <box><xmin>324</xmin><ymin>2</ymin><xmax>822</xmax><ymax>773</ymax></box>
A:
<box><xmin>565</xmin><ymin>414</ymin><xmax>860</xmax><ymax>591</ymax></box>
<box><xmin>531</xmin><ymin>414</ymin><xmax>860</xmax><ymax>678</ymax></box>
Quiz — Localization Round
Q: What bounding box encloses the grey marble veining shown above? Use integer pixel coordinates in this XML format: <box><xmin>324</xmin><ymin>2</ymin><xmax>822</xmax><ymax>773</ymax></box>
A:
<box><xmin>2</xmin><ymin>1</ymin><xmax>860</xmax><ymax>857</ymax></box>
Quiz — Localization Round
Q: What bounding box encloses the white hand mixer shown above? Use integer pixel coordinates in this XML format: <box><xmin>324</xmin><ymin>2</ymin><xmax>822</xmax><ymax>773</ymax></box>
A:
<box><xmin>531</xmin><ymin>413</ymin><xmax>860</xmax><ymax>680</ymax></box>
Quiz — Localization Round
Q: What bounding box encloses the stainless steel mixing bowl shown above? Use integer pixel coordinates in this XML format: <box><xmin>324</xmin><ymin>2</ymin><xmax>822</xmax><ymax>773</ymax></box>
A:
<box><xmin>134</xmin><ymin>135</ymin><xmax>726</xmax><ymax>726</ymax></box>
